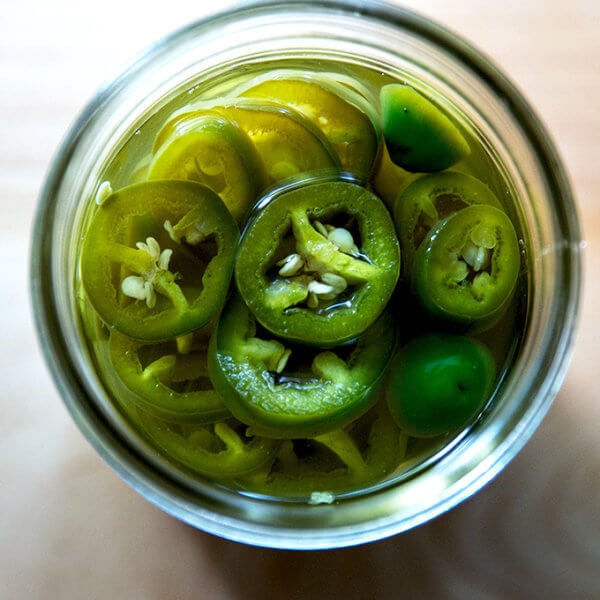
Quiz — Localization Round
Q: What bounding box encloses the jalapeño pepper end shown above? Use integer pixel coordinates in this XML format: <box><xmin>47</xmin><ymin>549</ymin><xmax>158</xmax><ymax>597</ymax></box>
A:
<box><xmin>381</xmin><ymin>84</ymin><xmax>470</xmax><ymax>173</ymax></box>
<box><xmin>386</xmin><ymin>333</ymin><xmax>496</xmax><ymax>438</ymax></box>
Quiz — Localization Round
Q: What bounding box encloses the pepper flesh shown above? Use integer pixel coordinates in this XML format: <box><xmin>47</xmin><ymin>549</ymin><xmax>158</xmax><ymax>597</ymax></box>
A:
<box><xmin>153</xmin><ymin>98</ymin><xmax>340</xmax><ymax>184</ymax></box>
<box><xmin>133</xmin><ymin>410</ymin><xmax>279</xmax><ymax>478</ymax></box>
<box><xmin>380</xmin><ymin>83</ymin><xmax>470</xmax><ymax>172</ymax></box>
<box><xmin>412</xmin><ymin>204</ymin><xmax>520</xmax><ymax>328</ymax></box>
<box><xmin>80</xmin><ymin>180</ymin><xmax>239</xmax><ymax>341</ymax></box>
<box><xmin>147</xmin><ymin>115</ymin><xmax>266</xmax><ymax>223</ymax></box>
<box><xmin>234</xmin><ymin>70</ymin><xmax>381</xmax><ymax>180</ymax></box>
<box><xmin>237</xmin><ymin>402</ymin><xmax>407</xmax><ymax>497</ymax></box>
<box><xmin>235</xmin><ymin>179</ymin><xmax>400</xmax><ymax>346</ymax></box>
<box><xmin>108</xmin><ymin>330</ymin><xmax>229</xmax><ymax>423</ymax></box>
<box><xmin>386</xmin><ymin>333</ymin><xmax>496</xmax><ymax>438</ymax></box>
<box><xmin>208</xmin><ymin>295</ymin><xmax>396</xmax><ymax>439</ymax></box>
<box><xmin>394</xmin><ymin>171</ymin><xmax>503</xmax><ymax>277</ymax></box>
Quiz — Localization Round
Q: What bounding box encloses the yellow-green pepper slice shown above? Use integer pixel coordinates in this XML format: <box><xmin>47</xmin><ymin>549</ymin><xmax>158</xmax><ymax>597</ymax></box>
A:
<box><xmin>134</xmin><ymin>412</ymin><xmax>280</xmax><ymax>479</ymax></box>
<box><xmin>108</xmin><ymin>330</ymin><xmax>229</xmax><ymax>423</ymax></box>
<box><xmin>147</xmin><ymin>114</ymin><xmax>266</xmax><ymax>223</ymax></box>
<box><xmin>233</xmin><ymin>70</ymin><xmax>381</xmax><ymax>180</ymax></box>
<box><xmin>236</xmin><ymin>402</ymin><xmax>407</xmax><ymax>497</ymax></box>
<box><xmin>153</xmin><ymin>98</ymin><xmax>340</xmax><ymax>184</ymax></box>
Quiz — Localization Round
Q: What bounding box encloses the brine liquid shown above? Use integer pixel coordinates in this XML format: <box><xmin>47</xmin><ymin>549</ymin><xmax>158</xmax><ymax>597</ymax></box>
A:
<box><xmin>77</xmin><ymin>57</ymin><xmax>525</xmax><ymax>501</ymax></box>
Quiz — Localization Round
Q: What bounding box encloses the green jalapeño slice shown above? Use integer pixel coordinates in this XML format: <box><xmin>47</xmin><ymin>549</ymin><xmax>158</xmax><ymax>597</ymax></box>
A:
<box><xmin>208</xmin><ymin>295</ymin><xmax>396</xmax><ymax>439</ymax></box>
<box><xmin>394</xmin><ymin>171</ymin><xmax>503</xmax><ymax>276</ymax></box>
<box><xmin>108</xmin><ymin>330</ymin><xmax>229</xmax><ymax>423</ymax></box>
<box><xmin>134</xmin><ymin>411</ymin><xmax>280</xmax><ymax>479</ymax></box>
<box><xmin>80</xmin><ymin>180</ymin><xmax>239</xmax><ymax>341</ymax></box>
<box><xmin>237</xmin><ymin>402</ymin><xmax>407</xmax><ymax>496</ymax></box>
<box><xmin>412</xmin><ymin>204</ymin><xmax>520</xmax><ymax>328</ymax></box>
<box><xmin>235</xmin><ymin>179</ymin><xmax>400</xmax><ymax>346</ymax></box>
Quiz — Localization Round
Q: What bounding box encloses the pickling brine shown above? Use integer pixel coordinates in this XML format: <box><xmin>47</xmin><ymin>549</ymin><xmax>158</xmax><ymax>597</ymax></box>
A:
<box><xmin>77</xmin><ymin>58</ymin><xmax>525</xmax><ymax>500</ymax></box>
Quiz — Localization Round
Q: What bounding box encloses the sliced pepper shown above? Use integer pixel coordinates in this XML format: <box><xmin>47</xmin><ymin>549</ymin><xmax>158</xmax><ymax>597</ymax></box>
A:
<box><xmin>394</xmin><ymin>171</ymin><xmax>503</xmax><ymax>276</ymax></box>
<box><xmin>237</xmin><ymin>402</ymin><xmax>407</xmax><ymax>497</ymax></box>
<box><xmin>235</xmin><ymin>179</ymin><xmax>400</xmax><ymax>346</ymax></box>
<box><xmin>147</xmin><ymin>114</ymin><xmax>266</xmax><ymax>223</ymax></box>
<box><xmin>134</xmin><ymin>411</ymin><xmax>279</xmax><ymax>478</ymax></box>
<box><xmin>80</xmin><ymin>180</ymin><xmax>239</xmax><ymax>341</ymax></box>
<box><xmin>153</xmin><ymin>98</ymin><xmax>340</xmax><ymax>184</ymax></box>
<box><xmin>233</xmin><ymin>70</ymin><xmax>381</xmax><ymax>180</ymax></box>
<box><xmin>208</xmin><ymin>295</ymin><xmax>396</xmax><ymax>439</ymax></box>
<box><xmin>412</xmin><ymin>204</ymin><xmax>520</xmax><ymax>327</ymax></box>
<box><xmin>108</xmin><ymin>330</ymin><xmax>229</xmax><ymax>423</ymax></box>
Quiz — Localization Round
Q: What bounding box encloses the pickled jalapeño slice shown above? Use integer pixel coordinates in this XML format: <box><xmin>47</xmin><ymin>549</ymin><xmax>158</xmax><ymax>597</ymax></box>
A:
<box><xmin>232</xmin><ymin>70</ymin><xmax>381</xmax><ymax>180</ymax></box>
<box><xmin>208</xmin><ymin>295</ymin><xmax>395</xmax><ymax>439</ymax></box>
<box><xmin>153</xmin><ymin>98</ymin><xmax>340</xmax><ymax>184</ymax></box>
<box><xmin>235</xmin><ymin>179</ymin><xmax>400</xmax><ymax>346</ymax></box>
<box><xmin>147</xmin><ymin>115</ymin><xmax>265</xmax><ymax>223</ymax></box>
<box><xmin>412</xmin><ymin>204</ymin><xmax>520</xmax><ymax>328</ymax></box>
<box><xmin>80</xmin><ymin>180</ymin><xmax>239</xmax><ymax>341</ymax></box>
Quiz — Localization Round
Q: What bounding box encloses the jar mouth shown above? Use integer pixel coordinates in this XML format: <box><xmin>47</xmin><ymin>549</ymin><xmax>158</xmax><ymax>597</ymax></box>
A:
<box><xmin>31</xmin><ymin>0</ymin><xmax>581</xmax><ymax>549</ymax></box>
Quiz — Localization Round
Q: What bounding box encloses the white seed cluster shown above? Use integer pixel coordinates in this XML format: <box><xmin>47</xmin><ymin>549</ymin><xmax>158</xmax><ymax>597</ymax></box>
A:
<box><xmin>313</xmin><ymin>221</ymin><xmax>360</xmax><ymax>256</ymax></box>
<box><xmin>120</xmin><ymin>237</ymin><xmax>173</xmax><ymax>308</ymax></box>
<box><xmin>457</xmin><ymin>225</ymin><xmax>497</xmax><ymax>282</ymax></box>
<box><xmin>276</xmin><ymin>220</ymin><xmax>358</xmax><ymax>308</ymax></box>
<box><xmin>462</xmin><ymin>243</ymin><xmax>490</xmax><ymax>272</ymax></box>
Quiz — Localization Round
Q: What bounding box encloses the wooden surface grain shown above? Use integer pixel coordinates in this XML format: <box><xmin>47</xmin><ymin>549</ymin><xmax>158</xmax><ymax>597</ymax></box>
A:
<box><xmin>2</xmin><ymin>0</ymin><xmax>599</xmax><ymax>598</ymax></box>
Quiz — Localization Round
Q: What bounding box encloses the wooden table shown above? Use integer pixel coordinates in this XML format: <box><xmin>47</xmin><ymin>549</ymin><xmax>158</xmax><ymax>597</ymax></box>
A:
<box><xmin>2</xmin><ymin>0</ymin><xmax>598</xmax><ymax>597</ymax></box>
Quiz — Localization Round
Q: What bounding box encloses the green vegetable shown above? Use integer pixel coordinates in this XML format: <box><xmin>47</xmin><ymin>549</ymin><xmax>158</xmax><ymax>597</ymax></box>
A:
<box><xmin>234</xmin><ymin>70</ymin><xmax>381</xmax><ymax>180</ymax></box>
<box><xmin>80</xmin><ymin>180</ymin><xmax>239</xmax><ymax>341</ymax></box>
<box><xmin>394</xmin><ymin>171</ymin><xmax>503</xmax><ymax>276</ymax></box>
<box><xmin>412</xmin><ymin>204</ymin><xmax>520</xmax><ymax>327</ymax></box>
<box><xmin>135</xmin><ymin>413</ymin><xmax>280</xmax><ymax>478</ymax></box>
<box><xmin>237</xmin><ymin>403</ymin><xmax>407</xmax><ymax>496</ymax></box>
<box><xmin>108</xmin><ymin>330</ymin><xmax>229</xmax><ymax>423</ymax></box>
<box><xmin>147</xmin><ymin>114</ymin><xmax>266</xmax><ymax>223</ymax></box>
<box><xmin>153</xmin><ymin>98</ymin><xmax>340</xmax><ymax>184</ymax></box>
<box><xmin>208</xmin><ymin>295</ymin><xmax>396</xmax><ymax>439</ymax></box>
<box><xmin>235</xmin><ymin>178</ymin><xmax>400</xmax><ymax>346</ymax></box>
<box><xmin>386</xmin><ymin>333</ymin><xmax>496</xmax><ymax>437</ymax></box>
<box><xmin>381</xmin><ymin>83</ymin><xmax>470</xmax><ymax>172</ymax></box>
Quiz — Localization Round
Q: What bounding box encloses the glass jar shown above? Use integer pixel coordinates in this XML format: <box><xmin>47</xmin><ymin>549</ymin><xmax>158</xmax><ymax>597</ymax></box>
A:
<box><xmin>31</xmin><ymin>0</ymin><xmax>581</xmax><ymax>549</ymax></box>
